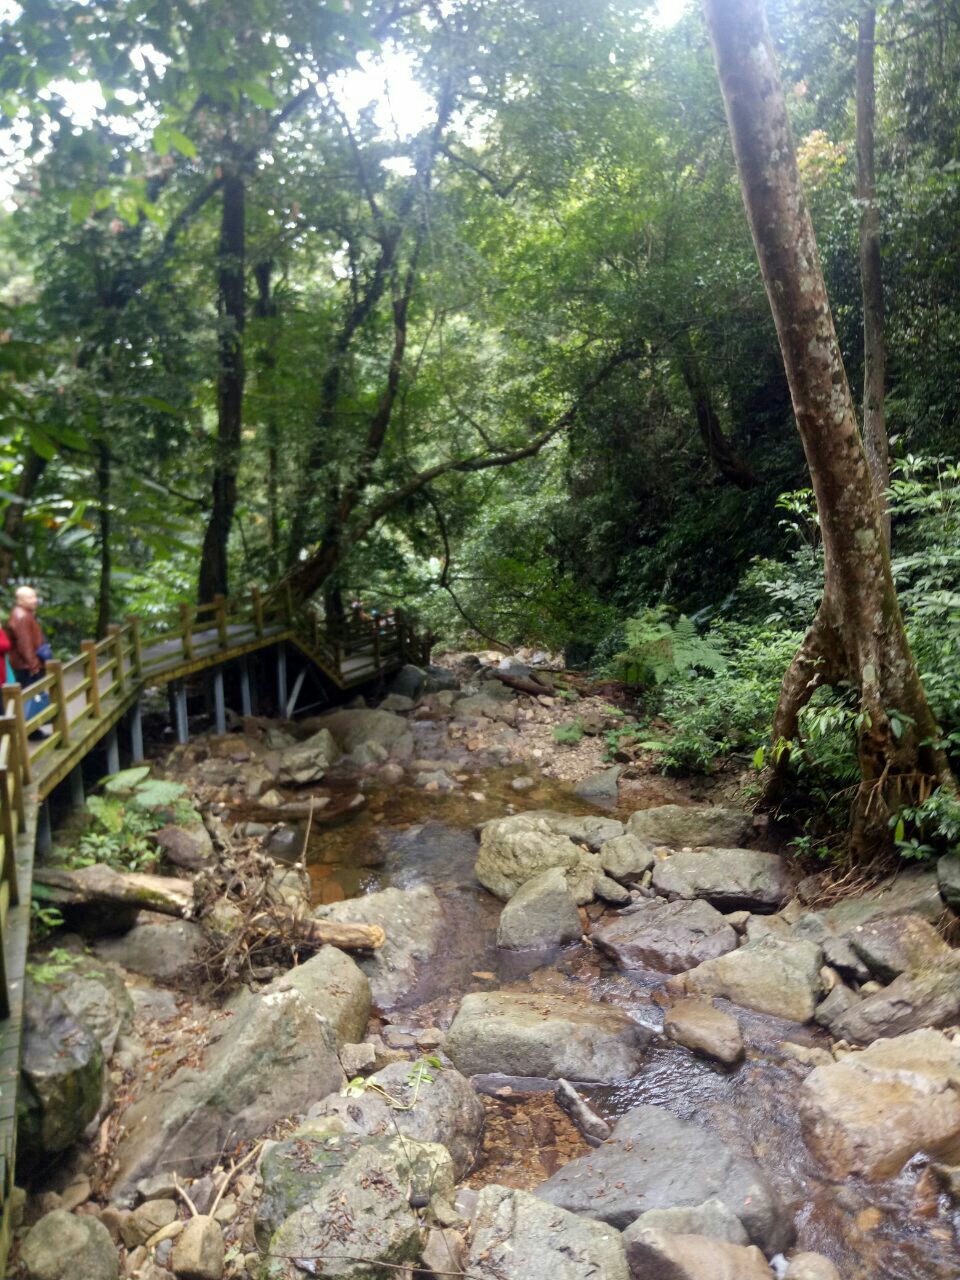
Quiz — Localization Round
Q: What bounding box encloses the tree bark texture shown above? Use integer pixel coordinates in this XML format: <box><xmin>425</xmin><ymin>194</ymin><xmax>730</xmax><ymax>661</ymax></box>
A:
<box><xmin>95</xmin><ymin>444</ymin><xmax>111</xmax><ymax>638</ymax></box>
<box><xmin>702</xmin><ymin>0</ymin><xmax>951</xmax><ymax>855</ymax></box>
<box><xmin>0</xmin><ymin>447</ymin><xmax>46</xmax><ymax>585</ymax></box>
<box><xmin>857</xmin><ymin>3</ymin><xmax>890</xmax><ymax>543</ymax></box>
<box><xmin>199</xmin><ymin>170</ymin><xmax>246</xmax><ymax>603</ymax></box>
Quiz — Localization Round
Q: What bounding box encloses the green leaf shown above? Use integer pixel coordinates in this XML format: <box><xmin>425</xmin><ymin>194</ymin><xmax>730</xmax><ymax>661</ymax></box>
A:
<box><xmin>130</xmin><ymin>779</ymin><xmax>187</xmax><ymax>809</ymax></box>
<box><xmin>244</xmin><ymin>82</ymin><xmax>277</xmax><ymax>109</ymax></box>
<box><xmin>102</xmin><ymin>765</ymin><xmax>151</xmax><ymax>793</ymax></box>
<box><xmin>168</xmin><ymin>129</ymin><xmax>198</xmax><ymax>159</ymax></box>
<box><xmin>753</xmin><ymin>745</ymin><xmax>765</xmax><ymax>770</ymax></box>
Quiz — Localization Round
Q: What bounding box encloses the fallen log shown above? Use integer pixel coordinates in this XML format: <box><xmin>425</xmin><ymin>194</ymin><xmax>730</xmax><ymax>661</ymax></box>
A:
<box><xmin>554</xmin><ymin>1078</ymin><xmax>612</xmax><ymax>1147</ymax></box>
<box><xmin>248</xmin><ymin>909</ymin><xmax>385</xmax><ymax>952</ymax></box>
<box><xmin>490</xmin><ymin>671</ymin><xmax>553</xmax><ymax>697</ymax></box>
<box><xmin>35</xmin><ymin>864</ymin><xmax>194</xmax><ymax>918</ymax></box>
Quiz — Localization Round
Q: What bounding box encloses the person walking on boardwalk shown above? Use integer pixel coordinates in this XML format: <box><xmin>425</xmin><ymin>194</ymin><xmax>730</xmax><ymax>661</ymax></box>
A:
<box><xmin>7</xmin><ymin>585</ymin><xmax>49</xmax><ymax>689</ymax></box>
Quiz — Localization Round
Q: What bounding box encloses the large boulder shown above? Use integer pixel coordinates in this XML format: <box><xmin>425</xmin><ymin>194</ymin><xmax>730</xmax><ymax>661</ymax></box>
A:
<box><xmin>652</xmin><ymin>848</ymin><xmax>792</xmax><ymax>912</ymax></box>
<box><xmin>455</xmin><ymin>692</ymin><xmax>518</xmax><ymax>724</ymax></box>
<box><xmin>542</xmin><ymin>813</ymin><xmax>624</xmax><ymax>850</ymax></box>
<box><xmin>311</xmin><ymin>708</ymin><xmax>414</xmax><ymax>761</ymax></box>
<box><xmin>274</xmin><ymin>728</ymin><xmax>340</xmax><ymax>785</ymax></box>
<box><xmin>574</xmin><ymin>767</ymin><xmax>623</xmax><ymax>802</ymax></box>
<box><xmin>937</xmin><ymin>854</ymin><xmax>960</xmax><ymax>908</ymax></box>
<box><xmin>110</xmin><ymin>986</ymin><xmax>345</xmax><ymax>1202</ymax></box>
<box><xmin>627</xmin><ymin>1199</ymin><xmax>749</xmax><ymax>1244</ymax></box>
<box><xmin>476</xmin><ymin>813</ymin><xmax>601</xmax><ymax>903</ymax></box>
<box><xmin>599</xmin><ymin>834</ymin><xmax>657</xmax><ymax>883</ymax></box>
<box><xmin>847</xmin><ymin>913</ymin><xmax>950</xmax><ymax>982</ymax></box>
<box><xmin>95</xmin><ymin>919</ymin><xmax>206</xmax><ymax>983</ymax></box>
<box><xmin>22</xmin><ymin>1210</ymin><xmax>118</xmax><ymax>1280</ymax></box>
<box><xmin>465</xmin><ymin>1184</ymin><xmax>629</xmax><ymax>1280</ymax></box>
<box><xmin>259</xmin><ymin>1133</ymin><xmax>449</xmax><ymax>1278</ymax></box>
<box><xmin>799</xmin><ymin>1029</ymin><xmax>960</xmax><ymax>1179</ymax></box>
<box><xmin>311</xmin><ymin>884</ymin><xmax>444</xmax><ymax>1008</ymax></box>
<box><xmin>676</xmin><ymin>936</ymin><xmax>823</xmax><ymax>1023</ymax></box>
<box><xmin>592</xmin><ymin>899</ymin><xmax>738</xmax><ymax>974</ymax></box>
<box><xmin>255</xmin><ymin>946</ymin><xmax>371</xmax><ymax>1046</ymax></box>
<box><xmin>794</xmin><ymin>867</ymin><xmax>943</xmax><ymax>938</ymax></box>
<box><xmin>497</xmin><ymin>867</ymin><xmax>583</xmax><ymax>950</ymax></box>
<box><xmin>536</xmin><ymin>1103</ymin><xmax>789</xmax><ymax>1252</ymax></box>
<box><xmin>623</xmin><ymin>1226</ymin><xmax>772</xmax><ymax>1280</ymax></box>
<box><xmin>153</xmin><ymin>822</ymin><xmax>214</xmax><ymax>870</ymax></box>
<box><xmin>46</xmin><ymin>957</ymin><xmax>133</xmax><ymax>1059</ymax></box>
<box><xmin>19</xmin><ymin>983</ymin><xmax>104</xmax><ymax>1166</ymax></box>
<box><xmin>445</xmin><ymin>989</ymin><xmax>649</xmax><ymax>1082</ymax></box>
<box><xmin>663</xmin><ymin>999</ymin><xmax>744</xmax><ymax>1066</ymax></box>
<box><xmin>824</xmin><ymin>959</ymin><xmax>960</xmax><ymax>1044</ymax></box>
<box><xmin>305</xmin><ymin>1060</ymin><xmax>484</xmax><ymax>1179</ymax></box>
<box><xmin>626</xmin><ymin>805</ymin><xmax>753</xmax><ymax>849</ymax></box>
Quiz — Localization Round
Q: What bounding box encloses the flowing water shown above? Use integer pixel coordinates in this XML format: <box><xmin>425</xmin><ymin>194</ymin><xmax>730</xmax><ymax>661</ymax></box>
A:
<box><xmin>275</xmin><ymin>767</ymin><xmax>960</xmax><ymax>1279</ymax></box>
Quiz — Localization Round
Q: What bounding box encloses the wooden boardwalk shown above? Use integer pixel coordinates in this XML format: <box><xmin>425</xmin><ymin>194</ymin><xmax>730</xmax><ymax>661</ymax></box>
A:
<box><xmin>0</xmin><ymin>586</ymin><xmax>428</xmax><ymax>1266</ymax></box>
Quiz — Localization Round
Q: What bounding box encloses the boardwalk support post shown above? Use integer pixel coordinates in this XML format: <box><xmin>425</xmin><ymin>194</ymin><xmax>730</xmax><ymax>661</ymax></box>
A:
<box><xmin>213</xmin><ymin>668</ymin><xmax>226</xmax><ymax>735</ymax></box>
<box><xmin>37</xmin><ymin>803</ymin><xmax>51</xmax><ymax>858</ymax></box>
<box><xmin>169</xmin><ymin>681</ymin><xmax>189</xmax><ymax>745</ymax></box>
<box><xmin>240</xmin><ymin>659</ymin><xmax>252</xmax><ymax>717</ymax></box>
<box><xmin>69</xmin><ymin>766</ymin><xmax>84</xmax><ymax>809</ymax></box>
<box><xmin>129</xmin><ymin>699</ymin><xmax>144</xmax><ymax>763</ymax></box>
<box><xmin>277</xmin><ymin>645</ymin><xmax>288</xmax><ymax>715</ymax></box>
<box><xmin>105</xmin><ymin>726</ymin><xmax>120</xmax><ymax>775</ymax></box>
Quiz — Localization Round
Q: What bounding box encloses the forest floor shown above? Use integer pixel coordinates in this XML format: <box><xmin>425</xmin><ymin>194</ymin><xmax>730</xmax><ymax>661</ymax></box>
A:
<box><xmin>11</xmin><ymin>653</ymin><xmax>960</xmax><ymax>1280</ymax></box>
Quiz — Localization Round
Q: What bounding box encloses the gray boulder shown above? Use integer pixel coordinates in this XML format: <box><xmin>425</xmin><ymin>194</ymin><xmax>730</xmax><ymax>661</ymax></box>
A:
<box><xmin>537</xmin><ymin>1103</ymin><xmax>789</xmax><ymax>1251</ymax></box>
<box><xmin>445</xmin><ymin>989</ymin><xmax>649</xmax><ymax>1081</ymax></box>
<box><xmin>796</xmin><ymin>867</ymin><xmax>943</xmax><ymax>937</ymax></box>
<box><xmin>312</xmin><ymin>708</ymin><xmax>414</xmax><ymax>761</ymax></box>
<box><xmin>627</xmin><ymin>1198</ymin><xmax>749</xmax><ymax>1244</ymax></box>
<box><xmin>95</xmin><ymin>920</ymin><xmax>206</xmax><ymax>983</ymax></box>
<box><xmin>255</xmin><ymin>946</ymin><xmax>371</xmax><ymax>1046</ymax></box>
<box><xmin>274</xmin><ymin>727</ymin><xmax>340</xmax><ymax>785</ymax></box>
<box><xmin>663</xmin><ymin>999</ymin><xmax>744</xmax><ymax>1066</ymax></box>
<box><xmin>626</xmin><ymin>805</ymin><xmax>753</xmax><ymax>849</ymax></box>
<box><xmin>624</xmin><ymin>1226</ymin><xmax>772</xmax><ymax>1280</ymax></box>
<box><xmin>574</xmin><ymin>766</ymin><xmax>623</xmax><ymax>802</ymax></box>
<box><xmin>814</xmin><ymin>983</ymin><xmax>862</xmax><ymax>1032</ymax></box>
<box><xmin>593</xmin><ymin>899</ymin><xmax>737</xmax><ymax>974</ymax></box>
<box><xmin>312</xmin><ymin>884</ymin><xmax>444</xmax><ymax>1008</ymax></box>
<box><xmin>19</xmin><ymin>983</ymin><xmax>104</xmax><ymax>1166</ymax></box>
<box><xmin>110</xmin><ymin>986</ymin><xmax>344</xmax><ymax>1202</ymax></box>
<box><xmin>465</xmin><ymin>1184</ymin><xmax>629</xmax><ymax>1280</ymax></box>
<box><xmin>937</xmin><ymin>854</ymin><xmax>960</xmax><ymax>908</ymax></box>
<box><xmin>476</xmin><ymin>813</ymin><xmax>601</xmax><ymax>903</ymax></box>
<box><xmin>153</xmin><ymin>822</ymin><xmax>214</xmax><ymax>870</ymax></box>
<box><xmin>847</xmin><ymin>913</ymin><xmax>950</xmax><ymax>982</ymax></box>
<box><xmin>22</xmin><ymin>1210</ymin><xmax>118</xmax><ymax>1280</ymax></box>
<box><xmin>827</xmin><ymin>960</ymin><xmax>960</xmax><ymax>1043</ymax></box>
<box><xmin>170</xmin><ymin>1215</ymin><xmax>223</xmax><ymax>1280</ymax></box>
<box><xmin>497</xmin><ymin>868</ymin><xmax>583</xmax><ymax>950</ymax></box>
<box><xmin>652</xmin><ymin>848</ymin><xmax>792</xmax><ymax>912</ymax></box>
<box><xmin>379</xmin><ymin>692</ymin><xmax>416</xmax><ymax>713</ymax></box>
<box><xmin>47</xmin><ymin>958</ymin><xmax>133</xmax><ymax>1059</ymax></box>
<box><xmin>543</xmin><ymin>813</ymin><xmax>624</xmax><ymax>850</ymax></box>
<box><xmin>455</xmin><ymin>692</ymin><xmax>518</xmax><ymax>724</ymax></box>
<box><xmin>306</xmin><ymin>1060</ymin><xmax>484</xmax><ymax>1179</ymax></box>
<box><xmin>677</xmin><ymin>936</ymin><xmax>823</xmax><ymax>1023</ymax></box>
<box><xmin>390</xmin><ymin>663</ymin><xmax>456</xmax><ymax>699</ymax></box>
<box><xmin>599</xmin><ymin>834</ymin><xmax>657</xmax><ymax>883</ymax></box>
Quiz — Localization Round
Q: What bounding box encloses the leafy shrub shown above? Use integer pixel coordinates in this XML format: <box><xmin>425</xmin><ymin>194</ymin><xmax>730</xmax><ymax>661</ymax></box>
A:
<box><xmin>553</xmin><ymin>718</ymin><xmax>585</xmax><ymax>745</ymax></box>
<box><xmin>609</xmin><ymin>608</ymin><xmax>727</xmax><ymax>687</ymax></box>
<box><xmin>61</xmin><ymin>766</ymin><xmax>191</xmax><ymax>874</ymax></box>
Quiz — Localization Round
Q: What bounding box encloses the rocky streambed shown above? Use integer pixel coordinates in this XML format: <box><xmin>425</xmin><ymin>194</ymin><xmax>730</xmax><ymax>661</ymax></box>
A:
<box><xmin>11</xmin><ymin>658</ymin><xmax>960</xmax><ymax>1280</ymax></box>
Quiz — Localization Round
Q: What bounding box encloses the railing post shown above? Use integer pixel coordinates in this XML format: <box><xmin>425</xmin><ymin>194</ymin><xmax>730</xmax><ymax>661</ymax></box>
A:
<box><xmin>109</xmin><ymin>624</ymin><xmax>127</xmax><ymax>693</ymax></box>
<box><xmin>179</xmin><ymin>603</ymin><xmax>195</xmax><ymax>660</ymax></box>
<box><xmin>214</xmin><ymin>594</ymin><xmax>228</xmax><ymax>648</ymax></box>
<box><xmin>3</xmin><ymin>686</ymin><xmax>30</xmax><ymax>786</ymax></box>
<box><xmin>47</xmin><ymin>659</ymin><xmax>69</xmax><ymax>747</ymax></box>
<box><xmin>6</xmin><ymin>707</ymin><xmax>25</xmax><ymax>824</ymax></box>
<box><xmin>127</xmin><ymin>615</ymin><xmax>144</xmax><ymax>679</ymax></box>
<box><xmin>81</xmin><ymin>641</ymin><xmax>102</xmax><ymax>720</ymax></box>
<box><xmin>252</xmin><ymin>587</ymin><xmax>264</xmax><ymax>637</ymax></box>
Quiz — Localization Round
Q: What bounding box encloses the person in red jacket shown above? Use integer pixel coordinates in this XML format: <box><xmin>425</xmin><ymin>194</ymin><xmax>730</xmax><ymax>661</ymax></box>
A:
<box><xmin>0</xmin><ymin>622</ymin><xmax>12</xmax><ymax>685</ymax></box>
<box><xmin>7</xmin><ymin>585</ymin><xmax>48</xmax><ymax>688</ymax></box>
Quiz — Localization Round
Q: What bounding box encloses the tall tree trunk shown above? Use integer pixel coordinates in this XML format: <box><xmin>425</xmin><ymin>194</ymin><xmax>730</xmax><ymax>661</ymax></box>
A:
<box><xmin>252</xmin><ymin>260</ymin><xmax>281</xmax><ymax>576</ymax></box>
<box><xmin>95</xmin><ymin>444</ymin><xmax>111</xmax><ymax>638</ymax></box>
<box><xmin>674</xmin><ymin>331</ymin><xmax>757</xmax><ymax>488</ymax></box>
<box><xmin>702</xmin><ymin>0</ymin><xmax>951</xmax><ymax>857</ymax></box>
<box><xmin>0</xmin><ymin>447</ymin><xmax>46</xmax><ymax>585</ymax></box>
<box><xmin>198</xmin><ymin>170</ymin><xmax>245</xmax><ymax>603</ymax></box>
<box><xmin>857</xmin><ymin>3</ymin><xmax>889</xmax><ymax>543</ymax></box>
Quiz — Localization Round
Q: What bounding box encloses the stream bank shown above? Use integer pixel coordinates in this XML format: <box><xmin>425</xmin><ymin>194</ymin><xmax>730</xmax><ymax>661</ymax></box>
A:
<box><xmin>10</xmin><ymin>655</ymin><xmax>960</xmax><ymax>1280</ymax></box>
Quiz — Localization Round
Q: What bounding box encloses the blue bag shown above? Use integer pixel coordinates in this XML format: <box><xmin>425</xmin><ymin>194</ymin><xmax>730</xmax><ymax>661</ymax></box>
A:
<box><xmin>36</xmin><ymin>642</ymin><xmax>53</xmax><ymax>663</ymax></box>
<box><xmin>25</xmin><ymin>688</ymin><xmax>50</xmax><ymax>723</ymax></box>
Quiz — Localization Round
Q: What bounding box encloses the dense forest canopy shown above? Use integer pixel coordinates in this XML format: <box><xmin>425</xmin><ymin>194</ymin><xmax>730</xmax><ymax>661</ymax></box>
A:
<box><xmin>2</xmin><ymin>0</ymin><xmax>960</xmax><ymax>859</ymax></box>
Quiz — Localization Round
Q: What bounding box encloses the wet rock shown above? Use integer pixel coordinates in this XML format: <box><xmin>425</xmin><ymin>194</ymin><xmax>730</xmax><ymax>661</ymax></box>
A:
<box><xmin>593</xmin><ymin>899</ymin><xmax>738</xmax><ymax>974</ymax></box>
<box><xmin>511</xmin><ymin>775</ymin><xmax>536</xmax><ymax>792</ymax></box>
<box><xmin>626</xmin><ymin>804</ymin><xmax>753</xmax><ymax>849</ymax></box>
<box><xmin>848</xmin><ymin>913</ymin><xmax>950</xmax><ymax>982</ymax></box>
<box><xmin>415</xmin><ymin>769</ymin><xmax>457</xmax><ymax>790</ymax></box>
<box><xmin>47</xmin><ymin>959</ymin><xmax>133</xmax><ymax>1059</ymax></box>
<box><xmin>312</xmin><ymin>884</ymin><xmax>445</xmax><ymax>1007</ymax></box>
<box><xmin>264</xmin><ymin>824</ymin><xmax>304</xmax><ymax>863</ymax></box>
<box><xmin>629</xmin><ymin>1199</ymin><xmax>749</xmax><ymax>1244</ymax></box>
<box><xmin>274</xmin><ymin>727</ymin><xmax>340</xmax><ymax>785</ymax></box>
<box><xmin>593</xmin><ymin>873</ymin><xmax>632</xmax><ymax>905</ymax></box>
<box><xmin>784</xmin><ymin>1253</ymin><xmax>841</xmax><ymax>1280</ymax></box>
<box><xmin>497</xmin><ymin>867</ymin><xmax>583</xmax><ymax>950</ymax></box>
<box><xmin>110</xmin><ymin>987</ymin><xmax>344</xmax><ymax>1201</ymax></box>
<box><xmin>256</xmin><ymin>1134</ymin><xmax>447</xmax><ymax>1275</ymax></box>
<box><xmin>306</xmin><ymin>1060</ymin><xmax>484</xmax><ymax>1180</ymax></box>
<box><xmin>937</xmin><ymin>854</ymin><xmax>960</xmax><ymax>908</ymax></box>
<box><xmin>380</xmin><ymin>693</ymin><xmax>417</xmax><ymax>713</ymax></box>
<box><xmin>544</xmin><ymin>813</ymin><xmax>624</xmax><ymax>850</ymax></box>
<box><xmin>476</xmin><ymin>813</ymin><xmax>601</xmax><ymax>903</ymax></box>
<box><xmin>799</xmin><ymin>1028</ymin><xmax>960</xmax><ymax>1179</ymax></box>
<box><xmin>154</xmin><ymin>823</ymin><xmax>214</xmax><ymax>870</ymax></box>
<box><xmin>624</xmin><ymin>1226</ymin><xmax>771</xmax><ymax>1280</ymax></box>
<box><xmin>19</xmin><ymin>983</ymin><xmax>104</xmax><ymax>1167</ymax></box>
<box><xmin>466</xmin><ymin>1185</ymin><xmax>628</xmax><ymax>1280</ymax></box>
<box><xmin>339</xmin><ymin>1041</ymin><xmax>376</xmax><ymax>1076</ymax></box>
<box><xmin>391</xmin><ymin>663</ymin><xmax>450</xmax><ymax>700</ymax></box>
<box><xmin>170</xmin><ymin>1215</ymin><xmax>223</xmax><ymax>1280</ymax></box>
<box><xmin>821</xmin><ymin>935</ymin><xmax>870</xmax><ymax>984</ymax></box>
<box><xmin>652</xmin><ymin>848</ymin><xmax>792</xmax><ymax>912</ymax></box>
<box><xmin>575</xmin><ymin>766</ymin><xmax>623</xmax><ymax>801</ymax></box>
<box><xmin>95</xmin><ymin>920</ymin><xmax>206</xmax><ymax>982</ymax></box>
<box><xmin>380</xmin><ymin>761</ymin><xmax>405</xmax><ymax>785</ymax></box>
<box><xmin>663</xmin><ymin>999</ymin><xmax>744</xmax><ymax>1065</ymax></box>
<box><xmin>311</xmin><ymin>708</ymin><xmax>414</xmax><ymax>761</ymax></box>
<box><xmin>22</xmin><ymin>1209</ymin><xmax>118</xmax><ymax>1280</ymax></box>
<box><xmin>455</xmin><ymin>692</ymin><xmax>518</xmax><ymax>724</ymax></box>
<box><xmin>677</xmin><ymin>936</ymin><xmax>823</xmax><ymax>1023</ymax></box>
<box><xmin>796</xmin><ymin>868</ymin><xmax>944</xmax><ymax>938</ymax></box>
<box><xmin>121</xmin><ymin>1198</ymin><xmax>178</xmax><ymax>1247</ymax></box>
<box><xmin>599</xmin><ymin>834</ymin><xmax>657</xmax><ymax>883</ymax></box>
<box><xmin>537</xmin><ymin>1103</ymin><xmax>789</xmax><ymax>1252</ymax></box>
<box><xmin>826</xmin><ymin>959</ymin><xmax>960</xmax><ymax>1043</ymax></box>
<box><xmin>255</xmin><ymin>946</ymin><xmax>371</xmax><ymax>1046</ymax></box>
<box><xmin>814</xmin><ymin>982</ymin><xmax>861</xmax><ymax>1031</ymax></box>
<box><xmin>554</xmin><ymin>1079</ymin><xmax>611</xmax><ymax>1146</ymax></box>
<box><xmin>445</xmin><ymin>989</ymin><xmax>649</xmax><ymax>1082</ymax></box>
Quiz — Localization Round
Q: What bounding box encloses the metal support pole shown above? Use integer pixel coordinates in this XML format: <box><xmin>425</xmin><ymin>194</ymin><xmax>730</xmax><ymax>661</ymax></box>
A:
<box><xmin>169</xmin><ymin>680</ymin><xmax>188</xmax><ymax>745</ymax></box>
<box><xmin>277</xmin><ymin>646</ymin><xmax>288</xmax><ymax>716</ymax></box>
<box><xmin>105</xmin><ymin>725</ymin><xmax>120</xmax><ymax>775</ymax></box>
<box><xmin>37</xmin><ymin>801</ymin><xmax>51</xmax><ymax>859</ymax></box>
<box><xmin>240</xmin><ymin>658</ymin><xmax>252</xmax><ymax>717</ymax></box>
<box><xmin>130</xmin><ymin>698</ymin><xmax>144</xmax><ymax>763</ymax></box>
<box><xmin>213</xmin><ymin>667</ymin><xmax>226</xmax><ymax>735</ymax></box>
<box><xmin>69</xmin><ymin>765</ymin><xmax>84</xmax><ymax>810</ymax></box>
